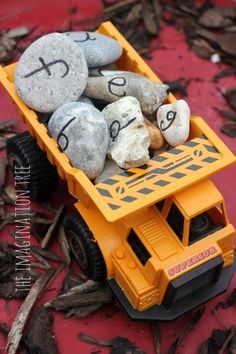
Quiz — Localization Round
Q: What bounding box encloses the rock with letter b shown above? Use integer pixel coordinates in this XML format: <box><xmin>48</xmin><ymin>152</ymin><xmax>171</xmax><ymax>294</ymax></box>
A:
<box><xmin>48</xmin><ymin>102</ymin><xmax>109</xmax><ymax>179</ymax></box>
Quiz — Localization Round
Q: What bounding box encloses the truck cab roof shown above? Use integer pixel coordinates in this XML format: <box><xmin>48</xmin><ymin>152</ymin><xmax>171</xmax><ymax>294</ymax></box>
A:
<box><xmin>173</xmin><ymin>179</ymin><xmax>224</xmax><ymax>219</ymax></box>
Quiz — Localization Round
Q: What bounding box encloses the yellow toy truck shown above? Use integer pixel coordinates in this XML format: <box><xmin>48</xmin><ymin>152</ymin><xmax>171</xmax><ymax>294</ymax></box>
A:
<box><xmin>1</xmin><ymin>22</ymin><xmax>235</xmax><ymax>320</ymax></box>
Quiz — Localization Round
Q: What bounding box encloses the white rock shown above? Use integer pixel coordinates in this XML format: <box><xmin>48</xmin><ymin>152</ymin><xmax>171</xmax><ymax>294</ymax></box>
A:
<box><xmin>48</xmin><ymin>102</ymin><xmax>109</xmax><ymax>179</ymax></box>
<box><xmin>156</xmin><ymin>99</ymin><xmax>190</xmax><ymax>147</ymax></box>
<box><xmin>85</xmin><ymin>72</ymin><xmax>169</xmax><ymax>115</ymax></box>
<box><xmin>102</xmin><ymin>96</ymin><xmax>150</xmax><ymax>169</ymax></box>
<box><xmin>95</xmin><ymin>159</ymin><xmax>123</xmax><ymax>184</ymax></box>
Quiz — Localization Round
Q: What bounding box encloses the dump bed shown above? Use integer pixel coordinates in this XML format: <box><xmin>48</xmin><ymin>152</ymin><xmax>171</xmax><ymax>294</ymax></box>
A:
<box><xmin>0</xmin><ymin>21</ymin><xmax>235</xmax><ymax>222</ymax></box>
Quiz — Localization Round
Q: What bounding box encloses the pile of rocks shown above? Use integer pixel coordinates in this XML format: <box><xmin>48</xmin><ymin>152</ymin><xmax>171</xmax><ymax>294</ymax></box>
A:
<box><xmin>14</xmin><ymin>30</ymin><xmax>191</xmax><ymax>182</ymax></box>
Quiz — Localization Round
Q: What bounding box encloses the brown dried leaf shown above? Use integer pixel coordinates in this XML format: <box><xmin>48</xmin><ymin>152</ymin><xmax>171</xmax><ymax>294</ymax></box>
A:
<box><xmin>225</xmin><ymin>26</ymin><xmax>236</xmax><ymax>32</ymax></box>
<box><xmin>45</xmin><ymin>282</ymin><xmax>112</xmax><ymax>311</ymax></box>
<box><xmin>2</xmin><ymin>185</ymin><xmax>16</xmax><ymax>204</ymax></box>
<box><xmin>221</xmin><ymin>123</ymin><xmax>236</xmax><ymax>137</ymax></box>
<box><xmin>197</xmin><ymin>27</ymin><xmax>236</xmax><ymax>56</ymax></box>
<box><xmin>152</xmin><ymin>323</ymin><xmax>161</xmax><ymax>354</ymax></box>
<box><xmin>41</xmin><ymin>204</ymin><xmax>66</xmax><ymax>249</ymax></box>
<box><xmin>6</xmin><ymin>269</ymin><xmax>56</xmax><ymax>354</ymax></box>
<box><xmin>60</xmin><ymin>270</ymin><xmax>85</xmax><ymax>295</ymax></box>
<box><xmin>24</xmin><ymin>306</ymin><xmax>59</xmax><ymax>354</ymax></box>
<box><xmin>103</xmin><ymin>0</ymin><xmax>139</xmax><ymax>14</ymax></box>
<box><xmin>192</xmin><ymin>38</ymin><xmax>215</xmax><ymax>59</ymax></box>
<box><xmin>0</xmin><ymin>158</ymin><xmax>8</xmax><ymax>186</ymax></box>
<box><xmin>65</xmin><ymin>303</ymin><xmax>103</xmax><ymax>318</ymax></box>
<box><xmin>142</xmin><ymin>0</ymin><xmax>158</xmax><ymax>35</ymax></box>
<box><xmin>0</xmin><ymin>32</ymin><xmax>16</xmax><ymax>64</ymax></box>
<box><xmin>216</xmin><ymin>6</ymin><xmax>236</xmax><ymax>19</ymax></box>
<box><xmin>215</xmin><ymin>66</ymin><xmax>236</xmax><ymax>80</ymax></box>
<box><xmin>225</xmin><ymin>87</ymin><xmax>236</xmax><ymax>111</ymax></box>
<box><xmin>0</xmin><ymin>119</ymin><xmax>16</xmax><ymax>132</ymax></box>
<box><xmin>31</xmin><ymin>245</ymin><xmax>64</xmax><ymax>263</ymax></box>
<box><xmin>214</xmin><ymin>108</ymin><xmax>236</xmax><ymax>121</ymax></box>
<box><xmin>152</xmin><ymin>0</ymin><xmax>162</xmax><ymax>30</ymax></box>
<box><xmin>7</xmin><ymin>26</ymin><xmax>30</xmax><ymax>39</ymax></box>
<box><xmin>199</xmin><ymin>8</ymin><xmax>233</xmax><ymax>29</ymax></box>
<box><xmin>167</xmin><ymin>307</ymin><xmax>205</xmax><ymax>354</ymax></box>
<box><xmin>125</xmin><ymin>3</ymin><xmax>142</xmax><ymax>23</ymax></box>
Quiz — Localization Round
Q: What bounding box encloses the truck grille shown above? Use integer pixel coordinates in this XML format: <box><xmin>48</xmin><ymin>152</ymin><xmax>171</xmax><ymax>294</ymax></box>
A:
<box><xmin>163</xmin><ymin>256</ymin><xmax>223</xmax><ymax>308</ymax></box>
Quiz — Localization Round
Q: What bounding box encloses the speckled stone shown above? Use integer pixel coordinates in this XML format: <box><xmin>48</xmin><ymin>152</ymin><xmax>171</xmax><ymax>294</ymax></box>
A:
<box><xmin>156</xmin><ymin>99</ymin><xmax>190</xmax><ymax>147</ymax></box>
<box><xmin>84</xmin><ymin>72</ymin><xmax>169</xmax><ymax>115</ymax></box>
<box><xmin>102</xmin><ymin>96</ymin><xmax>150</xmax><ymax>169</ymax></box>
<box><xmin>48</xmin><ymin>102</ymin><xmax>109</xmax><ymax>179</ymax></box>
<box><xmin>65</xmin><ymin>31</ymin><xmax>122</xmax><ymax>68</ymax></box>
<box><xmin>14</xmin><ymin>33</ymin><xmax>88</xmax><ymax>113</ymax></box>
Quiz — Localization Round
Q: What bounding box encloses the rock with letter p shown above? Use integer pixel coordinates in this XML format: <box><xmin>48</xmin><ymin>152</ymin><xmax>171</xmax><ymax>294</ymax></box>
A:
<box><xmin>156</xmin><ymin>99</ymin><xmax>190</xmax><ymax>147</ymax></box>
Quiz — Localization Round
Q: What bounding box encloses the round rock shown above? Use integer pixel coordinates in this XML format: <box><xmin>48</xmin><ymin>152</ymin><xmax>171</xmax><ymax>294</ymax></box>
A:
<box><xmin>65</xmin><ymin>31</ymin><xmax>122</xmax><ymax>68</ymax></box>
<box><xmin>48</xmin><ymin>102</ymin><xmax>109</xmax><ymax>179</ymax></box>
<box><xmin>14</xmin><ymin>33</ymin><xmax>88</xmax><ymax>113</ymax></box>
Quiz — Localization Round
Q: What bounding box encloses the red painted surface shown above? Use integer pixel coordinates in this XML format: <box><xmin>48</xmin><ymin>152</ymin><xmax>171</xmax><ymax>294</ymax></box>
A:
<box><xmin>0</xmin><ymin>1</ymin><xmax>235</xmax><ymax>353</ymax></box>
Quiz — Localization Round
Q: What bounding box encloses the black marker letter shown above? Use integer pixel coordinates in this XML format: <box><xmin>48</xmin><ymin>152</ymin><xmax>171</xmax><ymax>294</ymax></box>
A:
<box><xmin>108</xmin><ymin>77</ymin><xmax>126</xmax><ymax>97</ymax></box>
<box><xmin>24</xmin><ymin>57</ymin><xmax>69</xmax><ymax>79</ymax></box>
<box><xmin>74</xmin><ymin>32</ymin><xmax>96</xmax><ymax>42</ymax></box>
<box><xmin>57</xmin><ymin>117</ymin><xmax>76</xmax><ymax>151</ymax></box>
<box><xmin>160</xmin><ymin>111</ymin><xmax>177</xmax><ymax>131</ymax></box>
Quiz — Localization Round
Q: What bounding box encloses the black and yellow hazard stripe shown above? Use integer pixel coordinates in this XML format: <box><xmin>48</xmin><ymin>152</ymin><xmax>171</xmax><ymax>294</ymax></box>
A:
<box><xmin>96</xmin><ymin>135</ymin><xmax>221</xmax><ymax>211</ymax></box>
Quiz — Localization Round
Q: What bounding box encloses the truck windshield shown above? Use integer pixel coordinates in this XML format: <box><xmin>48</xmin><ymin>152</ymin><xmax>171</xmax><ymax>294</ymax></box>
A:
<box><xmin>166</xmin><ymin>202</ymin><xmax>225</xmax><ymax>245</ymax></box>
<box><xmin>167</xmin><ymin>203</ymin><xmax>184</xmax><ymax>242</ymax></box>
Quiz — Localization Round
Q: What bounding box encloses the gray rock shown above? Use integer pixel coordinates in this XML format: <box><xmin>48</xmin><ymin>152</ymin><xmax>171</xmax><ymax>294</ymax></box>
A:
<box><xmin>102</xmin><ymin>96</ymin><xmax>150</xmax><ymax>169</ymax></box>
<box><xmin>14</xmin><ymin>33</ymin><xmax>88</xmax><ymax>113</ymax></box>
<box><xmin>48</xmin><ymin>102</ymin><xmax>109</xmax><ymax>179</ymax></box>
<box><xmin>65</xmin><ymin>31</ymin><xmax>122</xmax><ymax>68</ymax></box>
<box><xmin>95</xmin><ymin>159</ymin><xmax>123</xmax><ymax>184</ymax></box>
<box><xmin>84</xmin><ymin>72</ymin><xmax>169</xmax><ymax>115</ymax></box>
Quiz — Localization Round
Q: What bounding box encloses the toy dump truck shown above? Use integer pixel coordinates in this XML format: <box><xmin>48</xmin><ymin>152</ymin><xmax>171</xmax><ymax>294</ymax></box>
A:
<box><xmin>0</xmin><ymin>22</ymin><xmax>235</xmax><ymax>321</ymax></box>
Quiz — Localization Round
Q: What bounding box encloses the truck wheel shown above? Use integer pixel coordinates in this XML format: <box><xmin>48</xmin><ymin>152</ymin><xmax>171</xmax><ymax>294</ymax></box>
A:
<box><xmin>64</xmin><ymin>211</ymin><xmax>107</xmax><ymax>281</ymax></box>
<box><xmin>6</xmin><ymin>131</ymin><xmax>58</xmax><ymax>201</ymax></box>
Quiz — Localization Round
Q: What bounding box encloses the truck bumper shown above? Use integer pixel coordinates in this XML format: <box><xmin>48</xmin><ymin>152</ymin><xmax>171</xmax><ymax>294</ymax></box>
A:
<box><xmin>107</xmin><ymin>251</ymin><xmax>236</xmax><ymax>321</ymax></box>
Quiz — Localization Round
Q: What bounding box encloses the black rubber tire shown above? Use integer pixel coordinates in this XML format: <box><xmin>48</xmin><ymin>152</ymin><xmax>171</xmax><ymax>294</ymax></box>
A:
<box><xmin>64</xmin><ymin>211</ymin><xmax>107</xmax><ymax>281</ymax></box>
<box><xmin>6</xmin><ymin>131</ymin><xmax>58</xmax><ymax>201</ymax></box>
